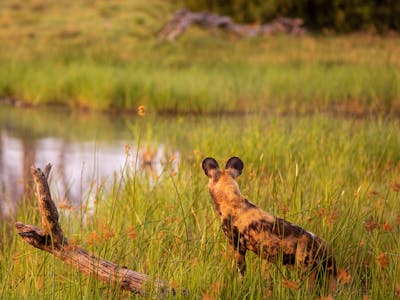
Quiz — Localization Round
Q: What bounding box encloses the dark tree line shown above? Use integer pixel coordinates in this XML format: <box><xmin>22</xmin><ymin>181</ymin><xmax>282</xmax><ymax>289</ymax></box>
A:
<box><xmin>177</xmin><ymin>0</ymin><xmax>400</xmax><ymax>32</ymax></box>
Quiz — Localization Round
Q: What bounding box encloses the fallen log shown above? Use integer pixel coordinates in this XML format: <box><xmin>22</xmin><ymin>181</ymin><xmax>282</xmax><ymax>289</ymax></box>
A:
<box><xmin>16</xmin><ymin>164</ymin><xmax>182</xmax><ymax>297</ymax></box>
<box><xmin>158</xmin><ymin>8</ymin><xmax>306</xmax><ymax>41</ymax></box>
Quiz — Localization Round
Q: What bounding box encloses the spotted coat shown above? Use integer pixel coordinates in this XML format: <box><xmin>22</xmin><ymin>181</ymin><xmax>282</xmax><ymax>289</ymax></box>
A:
<box><xmin>202</xmin><ymin>156</ymin><xmax>337</xmax><ymax>286</ymax></box>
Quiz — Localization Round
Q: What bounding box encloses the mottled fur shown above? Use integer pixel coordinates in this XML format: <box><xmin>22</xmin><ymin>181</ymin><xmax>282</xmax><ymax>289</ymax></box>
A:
<box><xmin>202</xmin><ymin>157</ymin><xmax>337</xmax><ymax>289</ymax></box>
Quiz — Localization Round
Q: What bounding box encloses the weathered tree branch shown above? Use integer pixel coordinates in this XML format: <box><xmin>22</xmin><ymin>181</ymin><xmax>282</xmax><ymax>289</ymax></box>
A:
<box><xmin>16</xmin><ymin>164</ymin><xmax>181</xmax><ymax>296</ymax></box>
<box><xmin>158</xmin><ymin>9</ymin><xmax>306</xmax><ymax>41</ymax></box>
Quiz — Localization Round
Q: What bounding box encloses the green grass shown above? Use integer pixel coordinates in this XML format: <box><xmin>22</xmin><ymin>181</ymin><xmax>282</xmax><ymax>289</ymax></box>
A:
<box><xmin>1</xmin><ymin>114</ymin><xmax>400</xmax><ymax>299</ymax></box>
<box><xmin>0</xmin><ymin>0</ymin><xmax>399</xmax><ymax>114</ymax></box>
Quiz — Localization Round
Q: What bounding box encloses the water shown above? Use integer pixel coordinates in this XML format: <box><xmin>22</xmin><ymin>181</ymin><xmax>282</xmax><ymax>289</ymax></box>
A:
<box><xmin>0</xmin><ymin>106</ymin><xmax>179</xmax><ymax>218</ymax></box>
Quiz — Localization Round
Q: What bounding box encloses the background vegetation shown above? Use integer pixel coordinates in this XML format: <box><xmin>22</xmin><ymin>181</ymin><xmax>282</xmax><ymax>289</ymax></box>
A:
<box><xmin>181</xmin><ymin>0</ymin><xmax>400</xmax><ymax>32</ymax></box>
<box><xmin>0</xmin><ymin>0</ymin><xmax>399</xmax><ymax>114</ymax></box>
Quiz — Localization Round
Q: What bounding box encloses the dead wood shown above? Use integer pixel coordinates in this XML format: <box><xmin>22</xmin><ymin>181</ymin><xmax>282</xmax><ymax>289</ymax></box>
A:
<box><xmin>158</xmin><ymin>9</ymin><xmax>306</xmax><ymax>41</ymax></box>
<box><xmin>16</xmin><ymin>164</ymin><xmax>182</xmax><ymax>297</ymax></box>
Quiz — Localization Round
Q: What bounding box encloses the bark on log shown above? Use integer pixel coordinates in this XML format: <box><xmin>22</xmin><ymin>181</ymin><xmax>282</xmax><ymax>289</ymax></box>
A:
<box><xmin>16</xmin><ymin>164</ymin><xmax>182</xmax><ymax>297</ymax></box>
<box><xmin>158</xmin><ymin>9</ymin><xmax>306</xmax><ymax>41</ymax></box>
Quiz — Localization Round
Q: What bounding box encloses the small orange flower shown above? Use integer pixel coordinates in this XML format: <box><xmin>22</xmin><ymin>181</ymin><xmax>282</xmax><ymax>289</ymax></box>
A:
<box><xmin>390</xmin><ymin>181</ymin><xmax>400</xmax><ymax>192</ymax></box>
<box><xmin>279</xmin><ymin>204</ymin><xmax>289</xmax><ymax>216</ymax></box>
<box><xmin>58</xmin><ymin>199</ymin><xmax>72</xmax><ymax>211</ymax></box>
<box><xmin>395</xmin><ymin>285</ymin><xmax>400</xmax><ymax>298</ymax></box>
<box><xmin>374</xmin><ymin>199</ymin><xmax>386</xmax><ymax>209</ymax></box>
<box><xmin>382</xmin><ymin>223</ymin><xmax>393</xmax><ymax>232</ymax></box>
<box><xmin>210</xmin><ymin>281</ymin><xmax>223</xmax><ymax>293</ymax></box>
<box><xmin>126</xmin><ymin>226</ymin><xmax>137</xmax><ymax>240</ymax></box>
<box><xmin>364</xmin><ymin>219</ymin><xmax>379</xmax><ymax>232</ymax></box>
<box><xmin>282</xmin><ymin>279</ymin><xmax>299</xmax><ymax>290</ymax></box>
<box><xmin>12</xmin><ymin>252</ymin><xmax>19</xmax><ymax>265</ymax></box>
<box><xmin>248</xmin><ymin>170</ymin><xmax>256</xmax><ymax>179</ymax></box>
<box><xmin>202</xmin><ymin>293</ymin><xmax>215</xmax><ymax>300</ymax></box>
<box><xmin>36</xmin><ymin>279</ymin><xmax>44</xmax><ymax>289</ymax></box>
<box><xmin>86</xmin><ymin>231</ymin><xmax>101</xmax><ymax>245</ymax></box>
<box><xmin>367</xmin><ymin>190</ymin><xmax>379</xmax><ymax>198</ymax></box>
<box><xmin>137</xmin><ymin>105</ymin><xmax>145</xmax><ymax>116</ymax></box>
<box><xmin>125</xmin><ymin>144</ymin><xmax>131</xmax><ymax>156</ymax></box>
<box><xmin>377</xmin><ymin>252</ymin><xmax>390</xmax><ymax>268</ymax></box>
<box><xmin>99</xmin><ymin>224</ymin><xmax>115</xmax><ymax>240</ymax></box>
<box><xmin>337</xmin><ymin>268</ymin><xmax>351</xmax><ymax>284</ymax></box>
<box><xmin>316</xmin><ymin>208</ymin><xmax>338</xmax><ymax>225</ymax></box>
<box><xmin>318</xmin><ymin>296</ymin><xmax>334</xmax><ymax>300</ymax></box>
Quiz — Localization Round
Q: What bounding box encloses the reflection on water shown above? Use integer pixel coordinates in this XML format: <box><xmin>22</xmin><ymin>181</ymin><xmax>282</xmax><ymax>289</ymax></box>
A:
<box><xmin>0</xmin><ymin>106</ymin><xmax>179</xmax><ymax>218</ymax></box>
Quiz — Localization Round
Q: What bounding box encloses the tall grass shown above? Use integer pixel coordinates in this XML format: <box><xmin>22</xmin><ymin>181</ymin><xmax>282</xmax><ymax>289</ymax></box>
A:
<box><xmin>0</xmin><ymin>0</ymin><xmax>399</xmax><ymax>114</ymax></box>
<box><xmin>1</xmin><ymin>114</ymin><xmax>400</xmax><ymax>299</ymax></box>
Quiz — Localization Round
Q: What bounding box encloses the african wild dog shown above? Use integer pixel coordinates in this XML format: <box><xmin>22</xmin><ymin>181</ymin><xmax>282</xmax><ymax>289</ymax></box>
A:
<box><xmin>202</xmin><ymin>156</ymin><xmax>337</xmax><ymax>289</ymax></box>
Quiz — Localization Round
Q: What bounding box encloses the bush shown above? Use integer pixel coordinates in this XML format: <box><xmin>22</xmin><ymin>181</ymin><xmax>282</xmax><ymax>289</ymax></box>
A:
<box><xmin>177</xmin><ymin>0</ymin><xmax>400</xmax><ymax>32</ymax></box>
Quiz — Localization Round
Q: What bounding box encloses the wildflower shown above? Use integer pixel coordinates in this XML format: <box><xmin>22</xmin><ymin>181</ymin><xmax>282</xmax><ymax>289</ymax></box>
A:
<box><xmin>86</xmin><ymin>231</ymin><xmax>101</xmax><ymax>245</ymax></box>
<box><xmin>210</xmin><ymin>281</ymin><xmax>223</xmax><ymax>293</ymax></box>
<box><xmin>193</xmin><ymin>149</ymin><xmax>201</xmax><ymax>158</ymax></box>
<box><xmin>262</xmin><ymin>287</ymin><xmax>273</xmax><ymax>298</ymax></box>
<box><xmin>36</xmin><ymin>279</ymin><xmax>43</xmax><ymax>289</ymax></box>
<box><xmin>126</xmin><ymin>226</ymin><xmax>137</xmax><ymax>240</ymax></box>
<box><xmin>282</xmin><ymin>279</ymin><xmax>299</xmax><ymax>290</ymax></box>
<box><xmin>99</xmin><ymin>224</ymin><xmax>115</xmax><ymax>240</ymax></box>
<box><xmin>374</xmin><ymin>198</ymin><xmax>386</xmax><ymax>209</ymax></box>
<box><xmin>202</xmin><ymin>281</ymin><xmax>223</xmax><ymax>300</ymax></box>
<box><xmin>125</xmin><ymin>144</ymin><xmax>131</xmax><ymax>156</ymax></box>
<box><xmin>318</xmin><ymin>296</ymin><xmax>334</xmax><ymax>300</ymax></box>
<box><xmin>137</xmin><ymin>105</ymin><xmax>145</xmax><ymax>116</ymax></box>
<box><xmin>364</xmin><ymin>219</ymin><xmax>379</xmax><ymax>232</ymax></box>
<box><xmin>169</xmin><ymin>280</ymin><xmax>180</xmax><ymax>289</ymax></box>
<box><xmin>306</xmin><ymin>216</ymin><xmax>313</xmax><ymax>223</ymax></box>
<box><xmin>376</xmin><ymin>252</ymin><xmax>390</xmax><ymax>268</ymax></box>
<box><xmin>395</xmin><ymin>285</ymin><xmax>400</xmax><ymax>298</ymax></box>
<box><xmin>337</xmin><ymin>268</ymin><xmax>351</xmax><ymax>284</ymax></box>
<box><xmin>12</xmin><ymin>252</ymin><xmax>19</xmax><ymax>266</ymax></box>
<box><xmin>316</xmin><ymin>208</ymin><xmax>338</xmax><ymax>225</ymax></box>
<box><xmin>202</xmin><ymin>293</ymin><xmax>215</xmax><ymax>300</ymax></box>
<box><xmin>279</xmin><ymin>203</ymin><xmax>289</xmax><ymax>216</ymax></box>
<box><xmin>58</xmin><ymin>199</ymin><xmax>72</xmax><ymax>211</ymax></box>
<box><xmin>390</xmin><ymin>181</ymin><xmax>400</xmax><ymax>192</ymax></box>
<box><xmin>382</xmin><ymin>223</ymin><xmax>393</xmax><ymax>232</ymax></box>
<box><xmin>367</xmin><ymin>190</ymin><xmax>379</xmax><ymax>198</ymax></box>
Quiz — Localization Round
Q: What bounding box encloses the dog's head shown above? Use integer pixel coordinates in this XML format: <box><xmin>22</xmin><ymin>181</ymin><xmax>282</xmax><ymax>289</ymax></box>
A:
<box><xmin>202</xmin><ymin>157</ymin><xmax>244</xmax><ymax>204</ymax></box>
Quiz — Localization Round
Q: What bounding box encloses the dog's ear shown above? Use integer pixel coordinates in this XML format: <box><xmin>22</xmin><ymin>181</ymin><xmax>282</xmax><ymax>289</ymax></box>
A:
<box><xmin>225</xmin><ymin>157</ymin><xmax>244</xmax><ymax>178</ymax></box>
<box><xmin>202</xmin><ymin>157</ymin><xmax>219</xmax><ymax>178</ymax></box>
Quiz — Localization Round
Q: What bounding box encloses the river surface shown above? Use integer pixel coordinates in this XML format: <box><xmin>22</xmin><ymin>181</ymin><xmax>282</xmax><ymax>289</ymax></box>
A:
<box><xmin>0</xmin><ymin>106</ymin><xmax>179</xmax><ymax>218</ymax></box>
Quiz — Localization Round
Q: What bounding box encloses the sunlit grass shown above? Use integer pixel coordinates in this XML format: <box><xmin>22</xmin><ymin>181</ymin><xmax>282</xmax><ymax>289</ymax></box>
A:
<box><xmin>0</xmin><ymin>0</ymin><xmax>399</xmax><ymax>114</ymax></box>
<box><xmin>1</xmin><ymin>114</ymin><xmax>400</xmax><ymax>299</ymax></box>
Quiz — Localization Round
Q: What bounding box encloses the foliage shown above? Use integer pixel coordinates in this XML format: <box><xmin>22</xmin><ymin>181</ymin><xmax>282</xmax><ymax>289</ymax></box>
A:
<box><xmin>0</xmin><ymin>0</ymin><xmax>399</xmax><ymax>114</ymax></box>
<box><xmin>179</xmin><ymin>0</ymin><xmax>400</xmax><ymax>32</ymax></box>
